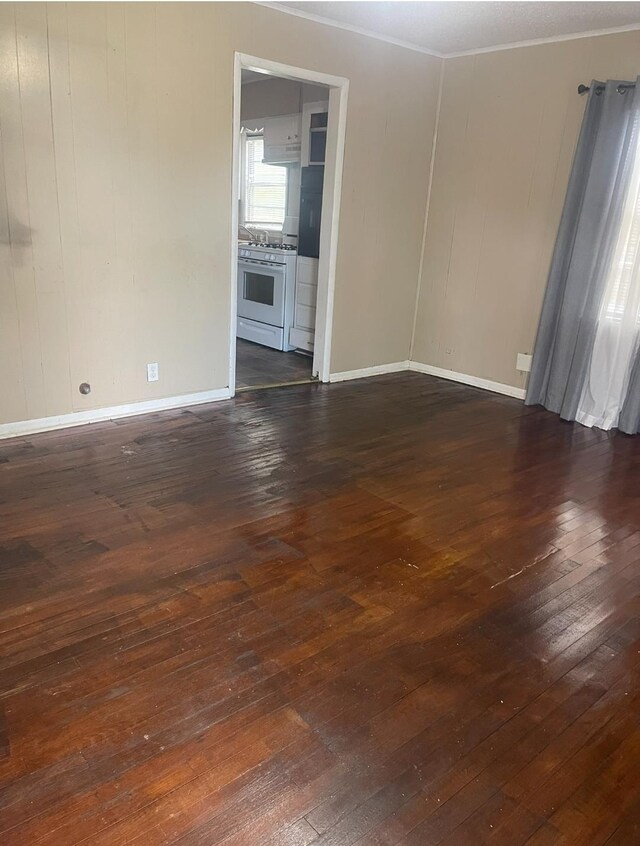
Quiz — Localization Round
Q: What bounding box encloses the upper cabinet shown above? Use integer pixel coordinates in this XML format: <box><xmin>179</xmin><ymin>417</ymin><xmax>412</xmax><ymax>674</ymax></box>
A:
<box><xmin>262</xmin><ymin>114</ymin><xmax>302</xmax><ymax>165</ymax></box>
<box><xmin>301</xmin><ymin>101</ymin><xmax>329</xmax><ymax>167</ymax></box>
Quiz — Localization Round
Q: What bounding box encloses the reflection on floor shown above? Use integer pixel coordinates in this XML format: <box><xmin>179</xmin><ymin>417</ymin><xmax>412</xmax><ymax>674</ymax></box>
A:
<box><xmin>4</xmin><ymin>373</ymin><xmax>640</xmax><ymax>844</ymax></box>
<box><xmin>236</xmin><ymin>338</ymin><xmax>313</xmax><ymax>389</ymax></box>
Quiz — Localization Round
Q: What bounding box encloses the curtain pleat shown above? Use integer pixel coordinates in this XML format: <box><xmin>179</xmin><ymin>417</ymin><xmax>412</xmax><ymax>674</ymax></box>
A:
<box><xmin>619</xmin><ymin>348</ymin><xmax>640</xmax><ymax>434</ymax></box>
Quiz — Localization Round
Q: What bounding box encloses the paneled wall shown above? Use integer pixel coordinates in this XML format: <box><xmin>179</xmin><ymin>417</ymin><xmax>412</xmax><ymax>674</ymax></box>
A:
<box><xmin>413</xmin><ymin>30</ymin><xmax>640</xmax><ymax>390</ymax></box>
<box><xmin>0</xmin><ymin>2</ymin><xmax>441</xmax><ymax>426</ymax></box>
<box><xmin>7</xmin><ymin>3</ymin><xmax>636</xmax><ymax>426</ymax></box>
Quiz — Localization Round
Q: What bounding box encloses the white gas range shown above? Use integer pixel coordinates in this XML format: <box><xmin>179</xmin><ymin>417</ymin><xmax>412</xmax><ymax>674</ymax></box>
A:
<box><xmin>236</xmin><ymin>242</ymin><xmax>297</xmax><ymax>351</ymax></box>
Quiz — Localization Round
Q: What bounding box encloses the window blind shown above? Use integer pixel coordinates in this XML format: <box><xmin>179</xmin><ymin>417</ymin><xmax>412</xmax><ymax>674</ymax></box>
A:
<box><xmin>244</xmin><ymin>135</ymin><xmax>287</xmax><ymax>230</ymax></box>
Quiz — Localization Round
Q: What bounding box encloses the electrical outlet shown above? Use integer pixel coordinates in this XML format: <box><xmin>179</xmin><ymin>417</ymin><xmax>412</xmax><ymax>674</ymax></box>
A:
<box><xmin>147</xmin><ymin>362</ymin><xmax>159</xmax><ymax>382</ymax></box>
<box><xmin>516</xmin><ymin>353</ymin><xmax>532</xmax><ymax>372</ymax></box>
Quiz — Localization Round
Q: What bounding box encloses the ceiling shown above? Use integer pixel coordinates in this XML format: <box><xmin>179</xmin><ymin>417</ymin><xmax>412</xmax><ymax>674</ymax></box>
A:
<box><xmin>271</xmin><ymin>1</ymin><xmax>640</xmax><ymax>56</ymax></box>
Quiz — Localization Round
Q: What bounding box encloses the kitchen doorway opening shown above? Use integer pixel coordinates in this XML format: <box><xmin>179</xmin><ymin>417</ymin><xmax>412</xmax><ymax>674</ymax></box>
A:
<box><xmin>229</xmin><ymin>54</ymin><xmax>348</xmax><ymax>393</ymax></box>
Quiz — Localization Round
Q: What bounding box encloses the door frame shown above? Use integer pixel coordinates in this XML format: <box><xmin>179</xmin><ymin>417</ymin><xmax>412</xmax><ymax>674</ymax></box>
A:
<box><xmin>229</xmin><ymin>52</ymin><xmax>349</xmax><ymax>393</ymax></box>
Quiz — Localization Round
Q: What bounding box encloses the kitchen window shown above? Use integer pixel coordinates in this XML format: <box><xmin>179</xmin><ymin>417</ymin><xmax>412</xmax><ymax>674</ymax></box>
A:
<box><xmin>242</xmin><ymin>133</ymin><xmax>287</xmax><ymax>230</ymax></box>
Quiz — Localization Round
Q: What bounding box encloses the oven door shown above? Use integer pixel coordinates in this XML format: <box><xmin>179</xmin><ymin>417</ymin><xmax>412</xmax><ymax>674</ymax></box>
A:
<box><xmin>237</xmin><ymin>259</ymin><xmax>286</xmax><ymax>327</ymax></box>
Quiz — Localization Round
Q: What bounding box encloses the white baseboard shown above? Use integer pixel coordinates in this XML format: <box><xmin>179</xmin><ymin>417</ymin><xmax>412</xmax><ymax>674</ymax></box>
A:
<box><xmin>0</xmin><ymin>362</ymin><xmax>524</xmax><ymax>441</ymax></box>
<box><xmin>330</xmin><ymin>359</ymin><xmax>525</xmax><ymax>399</ymax></box>
<box><xmin>0</xmin><ymin>387</ymin><xmax>232</xmax><ymax>441</ymax></box>
<box><xmin>409</xmin><ymin>361</ymin><xmax>526</xmax><ymax>399</ymax></box>
<box><xmin>329</xmin><ymin>360</ymin><xmax>410</xmax><ymax>383</ymax></box>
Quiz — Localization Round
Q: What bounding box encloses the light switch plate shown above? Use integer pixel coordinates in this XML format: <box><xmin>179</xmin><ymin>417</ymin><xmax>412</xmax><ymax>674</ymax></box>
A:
<box><xmin>147</xmin><ymin>362</ymin><xmax>159</xmax><ymax>382</ymax></box>
<box><xmin>516</xmin><ymin>353</ymin><xmax>532</xmax><ymax>372</ymax></box>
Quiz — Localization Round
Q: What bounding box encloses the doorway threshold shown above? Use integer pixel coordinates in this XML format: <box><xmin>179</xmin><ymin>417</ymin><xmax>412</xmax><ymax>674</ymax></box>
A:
<box><xmin>236</xmin><ymin>377</ymin><xmax>318</xmax><ymax>393</ymax></box>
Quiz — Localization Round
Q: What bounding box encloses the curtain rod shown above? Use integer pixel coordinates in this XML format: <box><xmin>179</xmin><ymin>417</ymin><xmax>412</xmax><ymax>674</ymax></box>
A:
<box><xmin>578</xmin><ymin>83</ymin><xmax>636</xmax><ymax>96</ymax></box>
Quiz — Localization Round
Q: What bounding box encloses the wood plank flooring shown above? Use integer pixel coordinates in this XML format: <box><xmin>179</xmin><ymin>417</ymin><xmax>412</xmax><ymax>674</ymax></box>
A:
<box><xmin>236</xmin><ymin>339</ymin><xmax>312</xmax><ymax>389</ymax></box>
<box><xmin>1</xmin><ymin>372</ymin><xmax>640</xmax><ymax>845</ymax></box>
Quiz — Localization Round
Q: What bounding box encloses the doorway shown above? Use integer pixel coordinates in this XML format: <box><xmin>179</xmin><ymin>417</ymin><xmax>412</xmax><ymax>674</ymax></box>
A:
<box><xmin>229</xmin><ymin>54</ymin><xmax>348</xmax><ymax>394</ymax></box>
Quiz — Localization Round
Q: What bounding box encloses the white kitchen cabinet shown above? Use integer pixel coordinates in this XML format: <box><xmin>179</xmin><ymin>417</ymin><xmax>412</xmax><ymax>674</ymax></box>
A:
<box><xmin>300</xmin><ymin>102</ymin><xmax>329</xmax><ymax>167</ymax></box>
<box><xmin>289</xmin><ymin>256</ymin><xmax>318</xmax><ymax>352</ymax></box>
<box><xmin>262</xmin><ymin>114</ymin><xmax>301</xmax><ymax>164</ymax></box>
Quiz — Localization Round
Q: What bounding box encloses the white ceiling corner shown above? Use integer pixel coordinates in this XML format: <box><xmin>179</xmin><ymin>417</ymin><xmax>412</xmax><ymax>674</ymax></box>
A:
<box><xmin>260</xmin><ymin>1</ymin><xmax>640</xmax><ymax>57</ymax></box>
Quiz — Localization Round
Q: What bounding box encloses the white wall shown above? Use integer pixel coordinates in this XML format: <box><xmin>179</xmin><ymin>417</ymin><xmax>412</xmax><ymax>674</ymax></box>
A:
<box><xmin>413</xmin><ymin>29</ymin><xmax>640</xmax><ymax>391</ymax></box>
<box><xmin>6</xmin><ymin>3</ymin><xmax>630</xmax><ymax>429</ymax></box>
<box><xmin>0</xmin><ymin>2</ymin><xmax>441</xmax><ymax>426</ymax></box>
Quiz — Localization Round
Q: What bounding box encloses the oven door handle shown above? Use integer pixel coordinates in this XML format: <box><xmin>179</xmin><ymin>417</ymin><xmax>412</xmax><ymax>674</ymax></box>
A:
<box><xmin>238</xmin><ymin>258</ymin><xmax>285</xmax><ymax>270</ymax></box>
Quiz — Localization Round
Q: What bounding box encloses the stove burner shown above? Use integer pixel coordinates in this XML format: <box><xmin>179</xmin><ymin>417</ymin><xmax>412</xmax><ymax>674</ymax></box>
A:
<box><xmin>247</xmin><ymin>241</ymin><xmax>296</xmax><ymax>251</ymax></box>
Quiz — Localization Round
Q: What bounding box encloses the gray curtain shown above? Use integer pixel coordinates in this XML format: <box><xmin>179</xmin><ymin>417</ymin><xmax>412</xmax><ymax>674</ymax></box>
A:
<box><xmin>620</xmin><ymin>354</ymin><xmax>640</xmax><ymax>433</ymax></box>
<box><xmin>526</xmin><ymin>78</ymin><xmax>640</xmax><ymax>434</ymax></box>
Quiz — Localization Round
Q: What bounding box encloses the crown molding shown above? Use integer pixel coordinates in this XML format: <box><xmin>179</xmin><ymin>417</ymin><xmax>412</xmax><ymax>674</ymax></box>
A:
<box><xmin>254</xmin><ymin>3</ymin><xmax>640</xmax><ymax>61</ymax></box>
<box><xmin>445</xmin><ymin>22</ymin><xmax>640</xmax><ymax>58</ymax></box>
<box><xmin>254</xmin><ymin>2</ymin><xmax>445</xmax><ymax>58</ymax></box>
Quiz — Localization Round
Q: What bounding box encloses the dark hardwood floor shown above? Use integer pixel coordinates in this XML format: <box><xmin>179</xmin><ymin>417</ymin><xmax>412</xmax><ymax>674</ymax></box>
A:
<box><xmin>236</xmin><ymin>339</ymin><xmax>312</xmax><ymax>389</ymax></box>
<box><xmin>1</xmin><ymin>372</ymin><xmax>640</xmax><ymax>845</ymax></box>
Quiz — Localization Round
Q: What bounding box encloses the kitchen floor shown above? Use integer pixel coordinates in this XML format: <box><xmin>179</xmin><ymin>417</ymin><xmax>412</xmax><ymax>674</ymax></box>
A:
<box><xmin>235</xmin><ymin>338</ymin><xmax>313</xmax><ymax>389</ymax></box>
